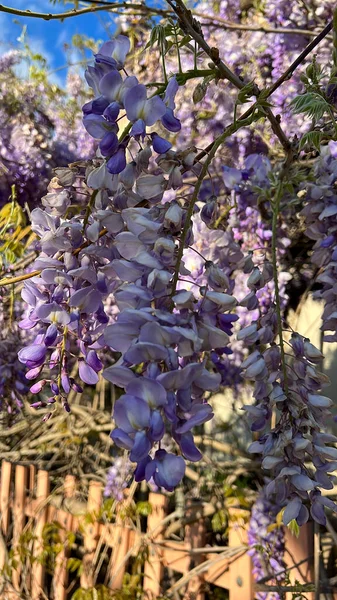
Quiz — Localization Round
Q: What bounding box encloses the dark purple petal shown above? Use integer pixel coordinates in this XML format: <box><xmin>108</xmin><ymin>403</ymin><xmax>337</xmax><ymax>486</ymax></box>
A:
<box><xmin>103</xmin><ymin>101</ymin><xmax>120</xmax><ymax>122</ymax></box>
<box><xmin>151</xmin><ymin>450</ymin><xmax>185</xmax><ymax>491</ymax></box>
<box><xmin>130</xmin><ymin>118</ymin><xmax>146</xmax><ymax>137</ymax></box>
<box><xmin>176</xmin><ymin>432</ymin><xmax>202</xmax><ymax>462</ymax></box>
<box><xmin>149</xmin><ymin>411</ymin><xmax>165</xmax><ymax>441</ymax></box>
<box><xmin>130</xmin><ymin>430</ymin><xmax>151</xmax><ymax>462</ymax></box>
<box><xmin>99</xmin><ymin>131</ymin><xmax>119</xmax><ymax>156</ymax></box>
<box><xmin>151</xmin><ymin>133</ymin><xmax>172</xmax><ymax>154</ymax></box>
<box><xmin>134</xmin><ymin>455</ymin><xmax>152</xmax><ymax>481</ymax></box>
<box><xmin>161</xmin><ymin>108</ymin><xmax>181</xmax><ymax>132</ymax></box>
<box><xmin>86</xmin><ymin>350</ymin><xmax>103</xmax><ymax>372</ymax></box>
<box><xmin>107</xmin><ymin>147</ymin><xmax>126</xmax><ymax>174</ymax></box>
<box><xmin>44</xmin><ymin>324</ymin><xmax>58</xmax><ymax>346</ymax></box>
<box><xmin>297</xmin><ymin>504</ymin><xmax>309</xmax><ymax>526</ymax></box>
<box><xmin>310</xmin><ymin>501</ymin><xmax>326</xmax><ymax>525</ymax></box>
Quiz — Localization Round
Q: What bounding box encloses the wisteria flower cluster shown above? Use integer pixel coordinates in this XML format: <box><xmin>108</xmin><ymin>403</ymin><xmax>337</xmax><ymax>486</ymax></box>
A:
<box><xmin>0</xmin><ymin>48</ymin><xmax>94</xmax><ymax>208</ymax></box>
<box><xmin>4</xmin><ymin>0</ymin><xmax>337</xmax><ymax>529</ymax></box>
<box><xmin>248</xmin><ymin>490</ymin><xmax>285</xmax><ymax>600</ymax></box>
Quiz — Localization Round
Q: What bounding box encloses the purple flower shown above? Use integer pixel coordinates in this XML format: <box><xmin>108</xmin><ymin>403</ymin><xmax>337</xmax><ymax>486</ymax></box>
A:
<box><xmin>124</xmin><ymin>84</ymin><xmax>166</xmax><ymax>137</ymax></box>
<box><xmin>18</xmin><ymin>344</ymin><xmax>46</xmax><ymax>368</ymax></box>
<box><xmin>144</xmin><ymin>450</ymin><xmax>185</xmax><ymax>491</ymax></box>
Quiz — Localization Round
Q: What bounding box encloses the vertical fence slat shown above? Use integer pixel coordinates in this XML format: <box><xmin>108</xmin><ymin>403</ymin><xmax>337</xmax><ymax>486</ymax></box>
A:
<box><xmin>31</xmin><ymin>469</ymin><xmax>50</xmax><ymax>600</ymax></box>
<box><xmin>108</xmin><ymin>513</ymin><xmax>131</xmax><ymax>590</ymax></box>
<box><xmin>29</xmin><ymin>464</ymin><xmax>37</xmax><ymax>495</ymax></box>
<box><xmin>285</xmin><ymin>522</ymin><xmax>314</xmax><ymax>600</ymax></box>
<box><xmin>52</xmin><ymin>474</ymin><xmax>76</xmax><ymax>600</ymax></box>
<box><xmin>80</xmin><ymin>480</ymin><xmax>102</xmax><ymax>590</ymax></box>
<box><xmin>0</xmin><ymin>460</ymin><xmax>12</xmax><ymax>537</ymax></box>
<box><xmin>183</xmin><ymin>501</ymin><xmax>206</xmax><ymax>600</ymax></box>
<box><xmin>0</xmin><ymin>461</ymin><xmax>12</xmax><ymax>575</ymax></box>
<box><xmin>12</xmin><ymin>464</ymin><xmax>28</xmax><ymax>591</ymax></box>
<box><xmin>143</xmin><ymin>492</ymin><xmax>168</xmax><ymax>597</ymax></box>
<box><xmin>228</xmin><ymin>508</ymin><xmax>254</xmax><ymax>600</ymax></box>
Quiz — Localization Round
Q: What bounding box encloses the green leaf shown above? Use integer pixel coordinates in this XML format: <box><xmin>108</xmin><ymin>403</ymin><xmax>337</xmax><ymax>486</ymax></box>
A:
<box><xmin>67</xmin><ymin>557</ymin><xmax>83</xmax><ymax>574</ymax></box>
<box><xmin>136</xmin><ymin>501</ymin><xmax>153</xmax><ymax>517</ymax></box>
<box><xmin>287</xmin><ymin>519</ymin><xmax>300</xmax><ymax>538</ymax></box>
<box><xmin>299</xmin><ymin>130</ymin><xmax>324</xmax><ymax>151</ymax></box>
<box><xmin>237</xmin><ymin>80</ymin><xmax>256</xmax><ymax>104</ymax></box>
<box><xmin>290</xmin><ymin>92</ymin><xmax>330</xmax><ymax>121</ymax></box>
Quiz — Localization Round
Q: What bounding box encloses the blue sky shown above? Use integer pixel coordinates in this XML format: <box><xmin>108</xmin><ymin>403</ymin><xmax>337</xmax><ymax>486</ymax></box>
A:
<box><xmin>0</xmin><ymin>1</ymin><xmax>118</xmax><ymax>83</ymax></box>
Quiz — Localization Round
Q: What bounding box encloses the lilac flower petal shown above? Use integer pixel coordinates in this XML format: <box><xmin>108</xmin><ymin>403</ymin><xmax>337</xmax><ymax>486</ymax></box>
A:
<box><xmin>283</xmin><ymin>498</ymin><xmax>302</xmax><ymax>525</ymax></box>
<box><xmin>291</xmin><ymin>474</ymin><xmax>315</xmax><ymax>491</ymax></box>
<box><xmin>297</xmin><ymin>504</ymin><xmax>309</xmax><ymax>526</ymax></box>
<box><xmin>114</xmin><ymin>395</ymin><xmax>151</xmax><ymax>432</ymax></box>
<box><xmin>18</xmin><ymin>344</ymin><xmax>46</xmax><ymax>366</ymax></box>
<box><xmin>126</xmin><ymin>377</ymin><xmax>167</xmax><ymax>407</ymax></box>
<box><xmin>124</xmin><ymin>343</ymin><xmax>168</xmax><ymax>364</ymax></box>
<box><xmin>151</xmin><ymin>451</ymin><xmax>186</xmax><ymax>490</ymax></box>
<box><xmin>99</xmin><ymin>35</ymin><xmax>130</xmax><ymax>69</ymax></box>
<box><xmin>175</xmin><ymin>404</ymin><xmax>213</xmax><ymax>434</ymax></box>
<box><xmin>124</xmin><ymin>84</ymin><xmax>147</xmax><ymax>121</ymax></box>
<box><xmin>99</xmin><ymin>69</ymin><xmax>123</xmax><ymax>98</ymax></box>
<box><xmin>79</xmin><ymin>361</ymin><xmax>99</xmax><ymax>385</ymax></box>
<box><xmin>111</xmin><ymin>428</ymin><xmax>134</xmax><ymax>450</ymax></box>
<box><xmin>91</xmin><ymin>95</ymin><xmax>110</xmax><ymax>115</ymax></box>
<box><xmin>143</xmin><ymin>95</ymin><xmax>166</xmax><ymax>126</ymax></box>
<box><xmin>83</xmin><ymin>114</ymin><xmax>109</xmax><ymax>139</ymax></box>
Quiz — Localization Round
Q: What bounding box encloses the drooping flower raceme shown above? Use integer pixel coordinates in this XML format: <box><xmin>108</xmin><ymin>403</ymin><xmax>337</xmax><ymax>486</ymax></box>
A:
<box><xmin>248</xmin><ymin>490</ymin><xmax>285</xmax><ymax>600</ymax></box>
<box><xmin>13</xmin><ymin>24</ymin><xmax>337</xmax><ymax>526</ymax></box>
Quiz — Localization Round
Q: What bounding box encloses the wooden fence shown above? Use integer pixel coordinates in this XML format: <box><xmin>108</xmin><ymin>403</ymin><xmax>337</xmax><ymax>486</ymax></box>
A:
<box><xmin>0</xmin><ymin>461</ymin><xmax>317</xmax><ymax>599</ymax></box>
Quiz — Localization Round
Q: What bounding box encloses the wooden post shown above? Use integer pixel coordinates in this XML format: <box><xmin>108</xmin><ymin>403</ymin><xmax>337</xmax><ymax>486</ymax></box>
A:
<box><xmin>284</xmin><ymin>522</ymin><xmax>314</xmax><ymax>600</ymax></box>
<box><xmin>29</xmin><ymin>464</ymin><xmax>37</xmax><ymax>495</ymax></box>
<box><xmin>80</xmin><ymin>480</ymin><xmax>102</xmax><ymax>589</ymax></box>
<box><xmin>31</xmin><ymin>470</ymin><xmax>50</xmax><ymax>600</ymax></box>
<box><xmin>12</xmin><ymin>464</ymin><xmax>28</xmax><ymax>591</ymax></box>
<box><xmin>52</xmin><ymin>475</ymin><xmax>76</xmax><ymax>600</ymax></box>
<box><xmin>228</xmin><ymin>508</ymin><xmax>254</xmax><ymax>600</ymax></box>
<box><xmin>108</xmin><ymin>512</ymin><xmax>131</xmax><ymax>590</ymax></box>
<box><xmin>143</xmin><ymin>492</ymin><xmax>169</xmax><ymax>597</ymax></box>
<box><xmin>0</xmin><ymin>461</ymin><xmax>12</xmax><ymax>536</ymax></box>
<box><xmin>183</xmin><ymin>501</ymin><xmax>207</xmax><ymax>600</ymax></box>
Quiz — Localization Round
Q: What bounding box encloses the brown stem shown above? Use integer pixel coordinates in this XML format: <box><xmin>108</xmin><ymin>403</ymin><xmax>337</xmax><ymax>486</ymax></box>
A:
<box><xmin>268</xmin><ymin>19</ymin><xmax>333</xmax><ymax>96</ymax></box>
